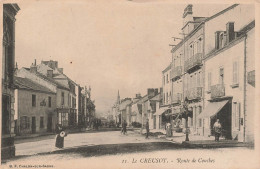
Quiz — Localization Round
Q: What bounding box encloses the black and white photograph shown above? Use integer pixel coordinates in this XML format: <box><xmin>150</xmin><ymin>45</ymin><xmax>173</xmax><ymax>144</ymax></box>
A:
<box><xmin>1</xmin><ymin>0</ymin><xmax>259</xmax><ymax>169</ymax></box>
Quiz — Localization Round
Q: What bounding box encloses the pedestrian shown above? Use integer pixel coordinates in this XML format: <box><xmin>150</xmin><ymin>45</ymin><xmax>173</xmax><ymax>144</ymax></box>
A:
<box><xmin>122</xmin><ymin>120</ymin><xmax>127</xmax><ymax>135</ymax></box>
<box><xmin>55</xmin><ymin>124</ymin><xmax>66</xmax><ymax>148</ymax></box>
<box><xmin>145</xmin><ymin>119</ymin><xmax>149</xmax><ymax>139</ymax></box>
<box><xmin>213</xmin><ymin>119</ymin><xmax>222</xmax><ymax>141</ymax></box>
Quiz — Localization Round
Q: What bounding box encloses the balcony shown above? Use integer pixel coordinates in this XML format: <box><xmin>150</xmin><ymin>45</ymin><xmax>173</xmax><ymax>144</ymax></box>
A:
<box><xmin>184</xmin><ymin>53</ymin><xmax>202</xmax><ymax>73</ymax></box>
<box><xmin>210</xmin><ymin>84</ymin><xmax>225</xmax><ymax>99</ymax></box>
<box><xmin>171</xmin><ymin>66</ymin><xmax>182</xmax><ymax>81</ymax></box>
<box><xmin>185</xmin><ymin>87</ymin><xmax>203</xmax><ymax>101</ymax></box>
<box><xmin>172</xmin><ymin>93</ymin><xmax>182</xmax><ymax>104</ymax></box>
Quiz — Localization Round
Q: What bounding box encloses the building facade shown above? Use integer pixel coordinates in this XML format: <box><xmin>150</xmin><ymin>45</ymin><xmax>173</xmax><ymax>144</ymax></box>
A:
<box><xmin>14</xmin><ymin>77</ymin><xmax>56</xmax><ymax>135</ymax></box>
<box><xmin>1</xmin><ymin>4</ymin><xmax>20</xmax><ymax>159</ymax></box>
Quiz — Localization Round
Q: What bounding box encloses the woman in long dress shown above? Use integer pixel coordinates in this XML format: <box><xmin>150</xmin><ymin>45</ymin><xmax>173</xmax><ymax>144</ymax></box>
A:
<box><xmin>55</xmin><ymin>124</ymin><xmax>65</xmax><ymax>148</ymax></box>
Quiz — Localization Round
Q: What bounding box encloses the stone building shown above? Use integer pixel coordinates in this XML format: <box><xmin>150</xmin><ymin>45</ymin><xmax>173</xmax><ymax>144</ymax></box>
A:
<box><xmin>14</xmin><ymin>76</ymin><xmax>56</xmax><ymax>135</ymax></box>
<box><xmin>164</xmin><ymin>4</ymin><xmax>255</xmax><ymax>143</ymax></box>
<box><xmin>1</xmin><ymin>4</ymin><xmax>20</xmax><ymax>159</ymax></box>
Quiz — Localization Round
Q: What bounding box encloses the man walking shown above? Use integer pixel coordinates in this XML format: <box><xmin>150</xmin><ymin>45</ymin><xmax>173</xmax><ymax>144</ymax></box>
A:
<box><xmin>122</xmin><ymin>120</ymin><xmax>127</xmax><ymax>135</ymax></box>
<box><xmin>145</xmin><ymin>119</ymin><xmax>149</xmax><ymax>139</ymax></box>
<box><xmin>213</xmin><ymin>119</ymin><xmax>222</xmax><ymax>141</ymax></box>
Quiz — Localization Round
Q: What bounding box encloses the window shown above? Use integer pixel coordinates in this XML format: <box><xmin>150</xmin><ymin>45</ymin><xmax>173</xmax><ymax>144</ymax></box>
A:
<box><xmin>219</xmin><ymin>67</ymin><xmax>224</xmax><ymax>84</ymax></box>
<box><xmin>208</xmin><ymin>72</ymin><xmax>212</xmax><ymax>91</ymax></box>
<box><xmin>199</xmin><ymin>119</ymin><xmax>202</xmax><ymax>127</ymax></box>
<box><xmin>197</xmin><ymin>72</ymin><xmax>201</xmax><ymax>87</ymax></box>
<box><xmin>40</xmin><ymin>117</ymin><xmax>44</xmax><ymax>128</ymax></box>
<box><xmin>32</xmin><ymin>94</ymin><xmax>36</xmax><ymax>107</ymax></box>
<box><xmin>20</xmin><ymin>116</ymin><xmax>30</xmax><ymax>129</ymax></box>
<box><xmin>197</xmin><ymin>37</ymin><xmax>203</xmax><ymax>53</ymax></box>
<box><xmin>48</xmin><ymin>96</ymin><xmax>51</xmax><ymax>107</ymax></box>
<box><xmin>233</xmin><ymin>102</ymin><xmax>240</xmax><ymax>129</ymax></box>
<box><xmin>61</xmin><ymin>92</ymin><xmax>64</xmax><ymax>105</ymax></box>
<box><xmin>167</xmin><ymin>74</ymin><xmax>169</xmax><ymax>83</ymax></box>
<box><xmin>163</xmin><ymin>76</ymin><xmax>165</xmax><ymax>85</ymax></box>
<box><xmin>233</xmin><ymin>61</ymin><xmax>239</xmax><ymax>85</ymax></box>
<box><xmin>164</xmin><ymin>94</ymin><xmax>165</xmax><ymax>104</ymax></box>
<box><xmin>189</xmin><ymin>43</ymin><xmax>194</xmax><ymax>58</ymax></box>
<box><xmin>219</xmin><ymin>33</ymin><xmax>226</xmax><ymax>48</ymax></box>
<box><xmin>166</xmin><ymin>92</ymin><xmax>168</xmax><ymax>104</ymax></box>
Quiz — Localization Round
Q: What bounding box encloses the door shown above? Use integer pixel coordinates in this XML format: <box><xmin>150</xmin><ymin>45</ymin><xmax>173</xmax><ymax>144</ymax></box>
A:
<box><xmin>153</xmin><ymin>115</ymin><xmax>156</xmax><ymax>129</ymax></box>
<box><xmin>47</xmin><ymin>115</ymin><xmax>52</xmax><ymax>132</ymax></box>
<box><xmin>32</xmin><ymin>117</ymin><xmax>36</xmax><ymax>134</ymax></box>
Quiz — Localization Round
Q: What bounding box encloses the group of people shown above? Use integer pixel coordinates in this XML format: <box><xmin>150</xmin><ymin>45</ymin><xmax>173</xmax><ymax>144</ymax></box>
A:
<box><xmin>53</xmin><ymin>118</ymin><xmax>222</xmax><ymax>150</ymax></box>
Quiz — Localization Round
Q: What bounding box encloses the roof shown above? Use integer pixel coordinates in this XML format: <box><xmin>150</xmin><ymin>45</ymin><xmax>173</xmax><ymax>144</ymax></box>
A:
<box><xmin>136</xmin><ymin>95</ymin><xmax>148</xmax><ymax>104</ymax></box>
<box><xmin>119</xmin><ymin>100</ymin><xmax>132</xmax><ymax>111</ymax></box>
<box><xmin>14</xmin><ymin>76</ymin><xmax>55</xmax><ymax>94</ymax></box>
<box><xmin>35</xmin><ymin>71</ymin><xmax>69</xmax><ymax>91</ymax></box>
<box><xmin>204</xmin><ymin>20</ymin><xmax>255</xmax><ymax>60</ymax></box>
<box><xmin>150</xmin><ymin>93</ymin><xmax>162</xmax><ymax>102</ymax></box>
<box><xmin>162</xmin><ymin>63</ymin><xmax>171</xmax><ymax>73</ymax></box>
<box><xmin>171</xmin><ymin>4</ymin><xmax>239</xmax><ymax>54</ymax></box>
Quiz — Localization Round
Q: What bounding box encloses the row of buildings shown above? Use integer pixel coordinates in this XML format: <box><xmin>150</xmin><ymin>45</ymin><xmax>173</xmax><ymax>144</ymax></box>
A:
<box><xmin>1</xmin><ymin>4</ymin><xmax>96</xmax><ymax>159</ymax></box>
<box><xmin>14</xmin><ymin>59</ymin><xmax>96</xmax><ymax>135</ymax></box>
<box><xmin>110</xmin><ymin>4</ymin><xmax>255</xmax><ymax>143</ymax></box>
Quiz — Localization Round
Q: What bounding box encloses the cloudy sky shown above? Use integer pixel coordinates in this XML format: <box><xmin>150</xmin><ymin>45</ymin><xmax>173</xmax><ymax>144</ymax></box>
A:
<box><xmin>15</xmin><ymin>0</ymin><xmax>231</xmax><ymax>115</ymax></box>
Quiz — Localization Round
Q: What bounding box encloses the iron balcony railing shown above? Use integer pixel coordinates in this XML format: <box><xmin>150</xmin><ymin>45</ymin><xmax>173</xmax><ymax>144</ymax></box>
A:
<box><xmin>185</xmin><ymin>87</ymin><xmax>203</xmax><ymax>100</ymax></box>
<box><xmin>210</xmin><ymin>84</ymin><xmax>225</xmax><ymax>99</ymax></box>
<box><xmin>172</xmin><ymin>93</ymin><xmax>182</xmax><ymax>104</ymax></box>
<box><xmin>171</xmin><ymin>66</ymin><xmax>182</xmax><ymax>81</ymax></box>
<box><xmin>184</xmin><ymin>53</ymin><xmax>202</xmax><ymax>73</ymax></box>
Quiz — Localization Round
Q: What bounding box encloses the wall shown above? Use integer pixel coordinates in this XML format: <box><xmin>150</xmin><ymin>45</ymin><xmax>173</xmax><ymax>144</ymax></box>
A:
<box><xmin>204</xmin><ymin>39</ymin><xmax>245</xmax><ymax>140</ymax></box>
<box><xmin>245</xmin><ymin>28</ymin><xmax>255</xmax><ymax>143</ymax></box>
<box><xmin>17</xmin><ymin>89</ymin><xmax>56</xmax><ymax>135</ymax></box>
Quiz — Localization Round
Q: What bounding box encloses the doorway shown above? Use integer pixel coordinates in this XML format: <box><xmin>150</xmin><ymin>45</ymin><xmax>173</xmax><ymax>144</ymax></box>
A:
<box><xmin>32</xmin><ymin>116</ymin><xmax>36</xmax><ymax>134</ymax></box>
<box><xmin>211</xmin><ymin>101</ymin><xmax>232</xmax><ymax>139</ymax></box>
<box><xmin>47</xmin><ymin>115</ymin><xmax>52</xmax><ymax>132</ymax></box>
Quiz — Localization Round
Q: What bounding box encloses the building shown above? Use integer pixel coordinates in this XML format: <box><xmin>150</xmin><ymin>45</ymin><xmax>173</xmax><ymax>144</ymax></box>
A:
<box><xmin>130</xmin><ymin>93</ymin><xmax>142</xmax><ymax>125</ymax></box>
<box><xmin>14</xmin><ymin>76</ymin><xmax>56</xmax><ymax>135</ymax></box>
<box><xmin>201</xmin><ymin>16</ymin><xmax>255</xmax><ymax>142</ymax></box>
<box><xmin>166</xmin><ymin>4</ymin><xmax>254</xmax><ymax>142</ymax></box>
<box><xmin>111</xmin><ymin>90</ymin><xmax>121</xmax><ymax>124</ymax></box>
<box><xmin>1</xmin><ymin>3</ymin><xmax>20</xmax><ymax>159</ymax></box>
<box><xmin>37</xmin><ymin>60</ymin><xmax>78</xmax><ymax>127</ymax></box>
<box><xmin>118</xmin><ymin>98</ymin><xmax>132</xmax><ymax>126</ymax></box>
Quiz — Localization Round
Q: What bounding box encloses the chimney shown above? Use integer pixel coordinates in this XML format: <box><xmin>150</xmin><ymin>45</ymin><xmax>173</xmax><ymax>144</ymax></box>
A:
<box><xmin>30</xmin><ymin>62</ymin><xmax>37</xmax><ymax>73</ymax></box>
<box><xmin>183</xmin><ymin>4</ymin><xmax>193</xmax><ymax>18</ymax></box>
<box><xmin>136</xmin><ymin>93</ymin><xmax>141</xmax><ymax>98</ymax></box>
<box><xmin>226</xmin><ymin>22</ymin><xmax>235</xmax><ymax>43</ymax></box>
<box><xmin>155</xmin><ymin>88</ymin><xmax>158</xmax><ymax>95</ymax></box>
<box><xmin>147</xmin><ymin>88</ymin><xmax>155</xmax><ymax>98</ymax></box>
<box><xmin>58</xmin><ymin>68</ymin><xmax>63</xmax><ymax>73</ymax></box>
<box><xmin>215</xmin><ymin>31</ymin><xmax>221</xmax><ymax>49</ymax></box>
<box><xmin>47</xmin><ymin>70</ymin><xmax>53</xmax><ymax>78</ymax></box>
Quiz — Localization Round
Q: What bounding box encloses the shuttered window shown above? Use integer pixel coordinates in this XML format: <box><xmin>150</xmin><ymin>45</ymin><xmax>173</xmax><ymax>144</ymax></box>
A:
<box><xmin>233</xmin><ymin>61</ymin><xmax>239</xmax><ymax>84</ymax></box>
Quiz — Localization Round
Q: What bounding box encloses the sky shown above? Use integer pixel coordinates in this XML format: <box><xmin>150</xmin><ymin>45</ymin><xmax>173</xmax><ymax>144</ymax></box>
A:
<box><xmin>14</xmin><ymin>0</ymin><xmax>231</xmax><ymax>115</ymax></box>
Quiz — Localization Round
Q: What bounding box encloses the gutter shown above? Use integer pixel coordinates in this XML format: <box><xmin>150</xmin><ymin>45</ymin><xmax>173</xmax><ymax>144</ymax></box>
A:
<box><xmin>243</xmin><ymin>35</ymin><xmax>247</xmax><ymax>142</ymax></box>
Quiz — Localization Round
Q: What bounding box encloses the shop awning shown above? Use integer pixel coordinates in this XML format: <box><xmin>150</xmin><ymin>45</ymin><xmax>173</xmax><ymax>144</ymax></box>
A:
<box><xmin>154</xmin><ymin>107</ymin><xmax>169</xmax><ymax>116</ymax></box>
<box><xmin>198</xmin><ymin>100</ymin><xmax>229</xmax><ymax>119</ymax></box>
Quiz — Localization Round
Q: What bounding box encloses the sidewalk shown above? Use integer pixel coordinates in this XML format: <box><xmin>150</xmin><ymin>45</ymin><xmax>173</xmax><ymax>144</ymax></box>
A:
<box><xmin>144</xmin><ymin>130</ymin><xmax>254</xmax><ymax>148</ymax></box>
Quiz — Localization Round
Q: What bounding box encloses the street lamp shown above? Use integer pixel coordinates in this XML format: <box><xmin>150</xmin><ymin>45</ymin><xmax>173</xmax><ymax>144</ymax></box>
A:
<box><xmin>183</xmin><ymin>97</ymin><xmax>190</xmax><ymax>141</ymax></box>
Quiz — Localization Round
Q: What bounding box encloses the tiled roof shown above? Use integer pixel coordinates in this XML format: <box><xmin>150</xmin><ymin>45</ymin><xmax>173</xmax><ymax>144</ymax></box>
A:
<box><xmin>14</xmin><ymin>76</ymin><xmax>55</xmax><ymax>94</ymax></box>
<box><xmin>150</xmin><ymin>94</ymin><xmax>162</xmax><ymax>101</ymax></box>
<box><xmin>33</xmin><ymin>70</ymin><xmax>69</xmax><ymax>91</ymax></box>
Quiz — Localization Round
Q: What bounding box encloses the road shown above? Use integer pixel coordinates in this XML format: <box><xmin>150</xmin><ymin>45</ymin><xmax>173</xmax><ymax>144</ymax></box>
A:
<box><xmin>14</xmin><ymin>130</ymin><xmax>170</xmax><ymax>156</ymax></box>
<box><xmin>2</xmin><ymin>130</ymin><xmax>257</xmax><ymax>169</ymax></box>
